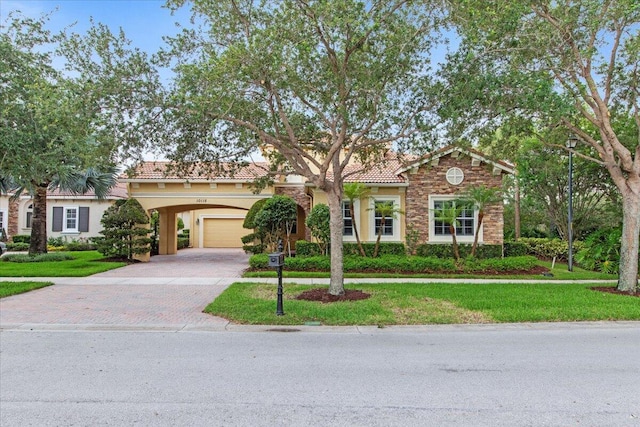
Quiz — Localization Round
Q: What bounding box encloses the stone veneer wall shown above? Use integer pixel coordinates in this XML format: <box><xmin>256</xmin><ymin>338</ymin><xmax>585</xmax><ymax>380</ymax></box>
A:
<box><xmin>275</xmin><ymin>185</ymin><xmax>312</xmax><ymax>241</ymax></box>
<box><xmin>405</xmin><ymin>153</ymin><xmax>505</xmax><ymax>245</ymax></box>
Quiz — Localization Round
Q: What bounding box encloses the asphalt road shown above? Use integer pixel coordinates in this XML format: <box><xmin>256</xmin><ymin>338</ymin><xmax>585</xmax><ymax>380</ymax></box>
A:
<box><xmin>1</xmin><ymin>323</ymin><xmax>638</xmax><ymax>426</ymax></box>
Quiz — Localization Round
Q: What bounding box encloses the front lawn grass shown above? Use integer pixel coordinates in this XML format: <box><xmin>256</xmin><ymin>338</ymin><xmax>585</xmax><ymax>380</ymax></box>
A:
<box><xmin>0</xmin><ymin>251</ymin><xmax>127</xmax><ymax>277</ymax></box>
<box><xmin>205</xmin><ymin>282</ymin><xmax>640</xmax><ymax>325</ymax></box>
<box><xmin>0</xmin><ymin>281</ymin><xmax>54</xmax><ymax>298</ymax></box>
<box><xmin>243</xmin><ymin>260</ymin><xmax>617</xmax><ymax>281</ymax></box>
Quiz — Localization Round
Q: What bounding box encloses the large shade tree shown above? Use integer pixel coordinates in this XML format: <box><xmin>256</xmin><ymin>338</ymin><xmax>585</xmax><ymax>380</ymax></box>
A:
<box><xmin>154</xmin><ymin>0</ymin><xmax>444</xmax><ymax>295</ymax></box>
<box><xmin>441</xmin><ymin>0</ymin><xmax>640</xmax><ymax>293</ymax></box>
<box><xmin>0</xmin><ymin>13</ymin><xmax>161</xmax><ymax>254</ymax></box>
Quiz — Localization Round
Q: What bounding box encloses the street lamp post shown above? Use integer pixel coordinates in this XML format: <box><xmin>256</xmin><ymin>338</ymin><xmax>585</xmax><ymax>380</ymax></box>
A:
<box><xmin>566</xmin><ymin>135</ymin><xmax>578</xmax><ymax>272</ymax></box>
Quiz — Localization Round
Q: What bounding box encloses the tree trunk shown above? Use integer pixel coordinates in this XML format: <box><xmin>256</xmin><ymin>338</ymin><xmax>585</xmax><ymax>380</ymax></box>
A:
<box><xmin>326</xmin><ymin>185</ymin><xmax>345</xmax><ymax>296</ymax></box>
<box><xmin>29</xmin><ymin>183</ymin><xmax>49</xmax><ymax>255</ymax></box>
<box><xmin>350</xmin><ymin>204</ymin><xmax>366</xmax><ymax>257</ymax></box>
<box><xmin>514</xmin><ymin>176</ymin><xmax>521</xmax><ymax>240</ymax></box>
<box><xmin>617</xmin><ymin>188</ymin><xmax>640</xmax><ymax>293</ymax></box>
<box><xmin>471</xmin><ymin>211</ymin><xmax>484</xmax><ymax>257</ymax></box>
<box><xmin>449</xmin><ymin>224</ymin><xmax>460</xmax><ymax>261</ymax></box>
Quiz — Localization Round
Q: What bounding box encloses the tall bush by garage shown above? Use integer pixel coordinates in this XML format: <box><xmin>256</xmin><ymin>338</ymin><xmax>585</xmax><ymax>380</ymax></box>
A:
<box><xmin>93</xmin><ymin>198</ymin><xmax>152</xmax><ymax>261</ymax></box>
<box><xmin>241</xmin><ymin>199</ymin><xmax>268</xmax><ymax>254</ymax></box>
<box><xmin>254</xmin><ymin>195</ymin><xmax>297</xmax><ymax>253</ymax></box>
<box><xmin>305</xmin><ymin>203</ymin><xmax>330</xmax><ymax>255</ymax></box>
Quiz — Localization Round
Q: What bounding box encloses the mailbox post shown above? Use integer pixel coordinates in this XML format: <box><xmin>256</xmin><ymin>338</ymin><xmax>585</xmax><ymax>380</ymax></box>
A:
<box><xmin>268</xmin><ymin>240</ymin><xmax>285</xmax><ymax>316</ymax></box>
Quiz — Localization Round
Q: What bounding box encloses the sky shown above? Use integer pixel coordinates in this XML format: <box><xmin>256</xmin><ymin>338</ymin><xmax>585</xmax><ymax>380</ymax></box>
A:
<box><xmin>0</xmin><ymin>0</ymin><xmax>189</xmax><ymax>54</ymax></box>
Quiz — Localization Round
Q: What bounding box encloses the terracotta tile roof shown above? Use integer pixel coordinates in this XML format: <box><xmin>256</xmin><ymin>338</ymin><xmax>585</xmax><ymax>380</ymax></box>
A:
<box><xmin>343</xmin><ymin>159</ymin><xmax>406</xmax><ymax>184</ymax></box>
<box><xmin>125</xmin><ymin>161</ymin><xmax>271</xmax><ymax>181</ymax></box>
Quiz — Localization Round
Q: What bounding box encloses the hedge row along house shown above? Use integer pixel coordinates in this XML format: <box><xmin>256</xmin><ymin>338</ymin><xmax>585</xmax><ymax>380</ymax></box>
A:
<box><xmin>120</xmin><ymin>145</ymin><xmax>513</xmax><ymax>257</ymax></box>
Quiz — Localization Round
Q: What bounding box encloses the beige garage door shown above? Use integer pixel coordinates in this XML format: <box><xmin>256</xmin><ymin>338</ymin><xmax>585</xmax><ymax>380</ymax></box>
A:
<box><xmin>202</xmin><ymin>218</ymin><xmax>245</xmax><ymax>248</ymax></box>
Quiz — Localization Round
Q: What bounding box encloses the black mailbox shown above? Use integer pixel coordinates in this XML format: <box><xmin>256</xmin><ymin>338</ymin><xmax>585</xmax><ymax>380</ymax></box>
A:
<box><xmin>268</xmin><ymin>252</ymin><xmax>285</xmax><ymax>267</ymax></box>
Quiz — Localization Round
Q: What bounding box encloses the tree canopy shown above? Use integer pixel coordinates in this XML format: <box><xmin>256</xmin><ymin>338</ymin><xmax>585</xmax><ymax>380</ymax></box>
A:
<box><xmin>152</xmin><ymin>0</ymin><xmax>445</xmax><ymax>294</ymax></box>
<box><xmin>0</xmin><ymin>12</ymin><xmax>160</xmax><ymax>253</ymax></box>
<box><xmin>441</xmin><ymin>0</ymin><xmax>640</xmax><ymax>292</ymax></box>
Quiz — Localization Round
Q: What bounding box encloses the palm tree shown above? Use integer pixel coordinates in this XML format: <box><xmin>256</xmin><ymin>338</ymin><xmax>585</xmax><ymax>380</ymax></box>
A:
<box><xmin>460</xmin><ymin>185</ymin><xmax>502</xmax><ymax>257</ymax></box>
<box><xmin>370</xmin><ymin>199</ymin><xmax>404</xmax><ymax>258</ymax></box>
<box><xmin>433</xmin><ymin>203</ymin><xmax>464</xmax><ymax>261</ymax></box>
<box><xmin>3</xmin><ymin>167</ymin><xmax>118</xmax><ymax>255</ymax></box>
<box><xmin>343</xmin><ymin>182</ymin><xmax>369</xmax><ymax>256</ymax></box>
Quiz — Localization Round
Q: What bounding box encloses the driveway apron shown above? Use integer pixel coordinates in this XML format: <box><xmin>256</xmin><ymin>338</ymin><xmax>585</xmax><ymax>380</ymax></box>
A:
<box><xmin>0</xmin><ymin>249</ymin><xmax>250</xmax><ymax>330</ymax></box>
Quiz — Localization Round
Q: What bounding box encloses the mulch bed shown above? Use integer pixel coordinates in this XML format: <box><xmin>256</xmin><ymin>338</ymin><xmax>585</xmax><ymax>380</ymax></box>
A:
<box><xmin>296</xmin><ymin>288</ymin><xmax>371</xmax><ymax>303</ymax></box>
<box><xmin>590</xmin><ymin>286</ymin><xmax>639</xmax><ymax>297</ymax></box>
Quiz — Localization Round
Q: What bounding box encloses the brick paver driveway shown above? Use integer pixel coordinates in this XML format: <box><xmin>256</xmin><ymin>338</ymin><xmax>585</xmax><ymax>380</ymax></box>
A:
<box><xmin>0</xmin><ymin>249</ymin><xmax>250</xmax><ymax>330</ymax></box>
<box><xmin>93</xmin><ymin>248</ymin><xmax>250</xmax><ymax>278</ymax></box>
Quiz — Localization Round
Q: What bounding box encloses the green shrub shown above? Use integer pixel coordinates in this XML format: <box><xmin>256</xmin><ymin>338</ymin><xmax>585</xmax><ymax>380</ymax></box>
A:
<box><xmin>1</xmin><ymin>252</ymin><xmax>75</xmax><ymax>263</ymax></box>
<box><xmin>416</xmin><ymin>244</ymin><xmax>503</xmax><ymax>259</ymax></box>
<box><xmin>249</xmin><ymin>254</ymin><xmax>269</xmax><ymax>269</ymax></box>
<box><xmin>504</xmin><ymin>241</ymin><xmax>528</xmax><ymax>257</ymax></box>
<box><xmin>177</xmin><ymin>237</ymin><xmax>190</xmax><ymax>250</ymax></box>
<box><xmin>48</xmin><ymin>236</ymin><xmax>65</xmax><ymax>247</ymax></box>
<box><xmin>7</xmin><ymin>242</ymin><xmax>29</xmax><ymax>251</ymax></box>
<box><xmin>243</xmin><ymin>244</ymin><xmax>266</xmax><ymax>255</ymax></box>
<box><xmin>519</xmin><ymin>238</ymin><xmax>584</xmax><ymax>260</ymax></box>
<box><xmin>64</xmin><ymin>239</ymin><xmax>96</xmax><ymax>251</ymax></box>
<box><xmin>462</xmin><ymin>256</ymin><xmax>538</xmax><ymax>273</ymax></box>
<box><xmin>248</xmin><ymin>253</ymin><xmax>537</xmax><ymax>274</ymax></box>
<box><xmin>344</xmin><ymin>242</ymin><xmax>406</xmax><ymax>257</ymax></box>
<box><xmin>294</xmin><ymin>240</ymin><xmax>322</xmax><ymax>257</ymax></box>
<box><xmin>295</xmin><ymin>240</ymin><xmax>406</xmax><ymax>257</ymax></box>
<box><xmin>181</xmin><ymin>229</ymin><xmax>190</xmax><ymax>237</ymax></box>
<box><xmin>574</xmin><ymin>228</ymin><xmax>637</xmax><ymax>274</ymax></box>
<box><xmin>12</xmin><ymin>235</ymin><xmax>30</xmax><ymax>244</ymax></box>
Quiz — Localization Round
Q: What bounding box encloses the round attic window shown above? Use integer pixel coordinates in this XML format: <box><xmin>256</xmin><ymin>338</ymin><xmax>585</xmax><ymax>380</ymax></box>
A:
<box><xmin>446</xmin><ymin>167</ymin><xmax>464</xmax><ymax>185</ymax></box>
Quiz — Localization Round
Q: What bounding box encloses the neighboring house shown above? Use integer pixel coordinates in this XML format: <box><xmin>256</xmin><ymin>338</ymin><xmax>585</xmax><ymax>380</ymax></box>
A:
<box><xmin>122</xmin><ymin>145</ymin><xmax>514</xmax><ymax>255</ymax></box>
<box><xmin>0</xmin><ymin>183</ymin><xmax>128</xmax><ymax>242</ymax></box>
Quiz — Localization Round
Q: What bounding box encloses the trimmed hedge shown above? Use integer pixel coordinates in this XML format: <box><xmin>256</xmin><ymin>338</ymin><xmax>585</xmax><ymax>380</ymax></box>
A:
<box><xmin>249</xmin><ymin>253</ymin><xmax>538</xmax><ymax>274</ymax></box>
<box><xmin>416</xmin><ymin>243</ymin><xmax>503</xmax><ymax>259</ymax></box>
<box><xmin>504</xmin><ymin>241</ymin><xmax>528</xmax><ymax>257</ymax></box>
<box><xmin>6</xmin><ymin>242</ymin><xmax>29</xmax><ymax>251</ymax></box>
<box><xmin>177</xmin><ymin>237</ymin><xmax>190</xmax><ymax>250</ymax></box>
<box><xmin>295</xmin><ymin>240</ymin><xmax>406</xmax><ymax>257</ymax></box>
<box><xmin>11</xmin><ymin>235</ymin><xmax>31</xmax><ymax>244</ymax></box>
<box><xmin>518</xmin><ymin>238</ymin><xmax>584</xmax><ymax>260</ymax></box>
<box><xmin>64</xmin><ymin>241</ymin><xmax>96</xmax><ymax>251</ymax></box>
<box><xmin>1</xmin><ymin>252</ymin><xmax>75</xmax><ymax>263</ymax></box>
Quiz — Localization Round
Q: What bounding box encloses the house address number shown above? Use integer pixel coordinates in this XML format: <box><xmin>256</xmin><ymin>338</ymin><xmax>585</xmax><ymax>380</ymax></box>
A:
<box><xmin>196</xmin><ymin>199</ymin><xmax>208</xmax><ymax>203</ymax></box>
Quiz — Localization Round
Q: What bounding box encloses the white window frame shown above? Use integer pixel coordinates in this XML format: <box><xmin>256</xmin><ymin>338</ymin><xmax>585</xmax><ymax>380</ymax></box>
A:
<box><xmin>0</xmin><ymin>209</ymin><xmax>6</xmax><ymax>232</ymax></box>
<box><xmin>342</xmin><ymin>199</ymin><xmax>360</xmax><ymax>242</ymax></box>
<box><xmin>63</xmin><ymin>206</ymin><xmax>80</xmax><ymax>233</ymax></box>
<box><xmin>429</xmin><ymin>195</ymin><xmax>480</xmax><ymax>243</ymax></box>
<box><xmin>25</xmin><ymin>204</ymin><xmax>33</xmax><ymax>229</ymax></box>
<box><xmin>368</xmin><ymin>196</ymin><xmax>401</xmax><ymax>241</ymax></box>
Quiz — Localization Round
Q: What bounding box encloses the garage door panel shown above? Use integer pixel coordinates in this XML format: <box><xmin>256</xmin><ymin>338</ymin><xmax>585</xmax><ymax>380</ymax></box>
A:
<box><xmin>203</xmin><ymin>218</ymin><xmax>245</xmax><ymax>248</ymax></box>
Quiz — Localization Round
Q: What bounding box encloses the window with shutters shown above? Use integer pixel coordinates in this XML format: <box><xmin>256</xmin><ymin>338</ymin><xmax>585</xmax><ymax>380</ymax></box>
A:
<box><xmin>63</xmin><ymin>207</ymin><xmax>79</xmax><ymax>233</ymax></box>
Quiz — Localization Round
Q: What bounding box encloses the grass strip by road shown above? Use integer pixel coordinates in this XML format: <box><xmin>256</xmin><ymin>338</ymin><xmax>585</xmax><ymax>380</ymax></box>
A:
<box><xmin>205</xmin><ymin>282</ymin><xmax>640</xmax><ymax>326</ymax></box>
<box><xmin>243</xmin><ymin>260</ymin><xmax>617</xmax><ymax>281</ymax></box>
<box><xmin>0</xmin><ymin>281</ymin><xmax>54</xmax><ymax>298</ymax></box>
<box><xmin>0</xmin><ymin>251</ymin><xmax>126</xmax><ymax>277</ymax></box>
